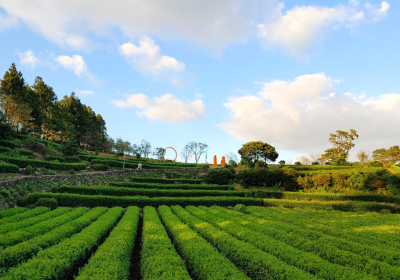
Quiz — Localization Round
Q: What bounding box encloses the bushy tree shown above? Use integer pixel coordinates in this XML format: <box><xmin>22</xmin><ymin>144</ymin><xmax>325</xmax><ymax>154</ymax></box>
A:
<box><xmin>238</xmin><ymin>141</ymin><xmax>278</xmax><ymax>166</ymax></box>
<box><xmin>373</xmin><ymin>146</ymin><xmax>400</xmax><ymax>167</ymax></box>
<box><xmin>62</xmin><ymin>136</ymin><xmax>79</xmax><ymax>157</ymax></box>
<box><xmin>320</xmin><ymin>129</ymin><xmax>358</xmax><ymax>165</ymax></box>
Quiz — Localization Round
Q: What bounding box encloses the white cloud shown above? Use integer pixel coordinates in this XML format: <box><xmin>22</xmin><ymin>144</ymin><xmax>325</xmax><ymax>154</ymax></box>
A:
<box><xmin>220</xmin><ymin>73</ymin><xmax>400</xmax><ymax>156</ymax></box>
<box><xmin>365</xmin><ymin>1</ymin><xmax>390</xmax><ymax>21</ymax></box>
<box><xmin>76</xmin><ymin>89</ymin><xmax>95</xmax><ymax>96</ymax></box>
<box><xmin>110</xmin><ymin>93</ymin><xmax>205</xmax><ymax>123</ymax></box>
<box><xmin>55</xmin><ymin>55</ymin><xmax>101</xmax><ymax>85</ymax></box>
<box><xmin>0</xmin><ymin>11</ymin><xmax>18</xmax><ymax>31</ymax></box>
<box><xmin>257</xmin><ymin>1</ymin><xmax>389</xmax><ymax>57</ymax></box>
<box><xmin>119</xmin><ymin>37</ymin><xmax>185</xmax><ymax>83</ymax></box>
<box><xmin>0</xmin><ymin>0</ymin><xmax>273</xmax><ymax>52</ymax></box>
<box><xmin>18</xmin><ymin>50</ymin><xmax>39</xmax><ymax>69</ymax></box>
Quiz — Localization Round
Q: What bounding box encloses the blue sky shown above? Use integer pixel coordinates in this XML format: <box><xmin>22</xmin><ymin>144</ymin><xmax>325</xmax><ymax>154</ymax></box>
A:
<box><xmin>0</xmin><ymin>0</ymin><xmax>398</xmax><ymax>163</ymax></box>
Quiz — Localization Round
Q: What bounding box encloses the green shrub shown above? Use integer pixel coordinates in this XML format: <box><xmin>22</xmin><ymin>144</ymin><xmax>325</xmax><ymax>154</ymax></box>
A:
<box><xmin>0</xmin><ymin>146</ymin><xmax>12</xmax><ymax>154</ymax></box>
<box><xmin>0</xmin><ymin>188</ymin><xmax>10</xmax><ymax>198</ymax></box>
<box><xmin>380</xmin><ymin>209</ymin><xmax>391</xmax><ymax>214</ymax></box>
<box><xmin>23</xmin><ymin>139</ymin><xmax>48</xmax><ymax>156</ymax></box>
<box><xmin>0</xmin><ymin>163</ymin><xmax>19</xmax><ymax>173</ymax></box>
<box><xmin>69</xmin><ymin>169</ymin><xmax>75</xmax><ymax>175</ymax></box>
<box><xmin>0</xmin><ymin>155</ymin><xmax>86</xmax><ymax>171</ymax></box>
<box><xmin>45</xmin><ymin>170</ymin><xmax>57</xmax><ymax>175</ymax></box>
<box><xmin>0</xmin><ymin>140</ymin><xmax>16</xmax><ymax>149</ymax></box>
<box><xmin>233</xmin><ymin>204</ymin><xmax>249</xmax><ymax>214</ymax></box>
<box><xmin>228</xmin><ymin>186</ymin><xmax>235</xmax><ymax>190</ymax></box>
<box><xmin>204</xmin><ymin>169</ymin><xmax>235</xmax><ymax>185</ymax></box>
<box><xmin>64</xmin><ymin>156</ymin><xmax>81</xmax><ymax>163</ymax></box>
<box><xmin>239</xmin><ymin>180</ymin><xmax>248</xmax><ymax>188</ymax></box>
<box><xmin>35</xmin><ymin>198</ymin><xmax>58</xmax><ymax>209</ymax></box>
<box><xmin>15</xmin><ymin>149</ymin><xmax>34</xmax><ymax>157</ymax></box>
<box><xmin>245</xmin><ymin>192</ymin><xmax>253</xmax><ymax>198</ymax></box>
<box><xmin>26</xmin><ymin>165</ymin><xmax>33</xmax><ymax>175</ymax></box>
<box><xmin>91</xmin><ymin>164</ymin><xmax>109</xmax><ymax>171</ymax></box>
<box><xmin>368</xmin><ymin>161</ymin><xmax>383</xmax><ymax>167</ymax></box>
<box><xmin>45</xmin><ymin>156</ymin><xmax>65</xmax><ymax>162</ymax></box>
<box><xmin>255</xmin><ymin>191</ymin><xmax>267</xmax><ymax>199</ymax></box>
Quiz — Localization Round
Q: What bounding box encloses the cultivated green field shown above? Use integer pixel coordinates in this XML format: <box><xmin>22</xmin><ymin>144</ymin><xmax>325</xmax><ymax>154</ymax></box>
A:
<box><xmin>1</xmin><ymin>204</ymin><xmax>399</xmax><ymax>279</ymax></box>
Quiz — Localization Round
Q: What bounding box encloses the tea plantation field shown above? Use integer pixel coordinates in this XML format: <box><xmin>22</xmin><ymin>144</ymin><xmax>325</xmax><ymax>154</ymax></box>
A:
<box><xmin>1</xmin><ymin>205</ymin><xmax>400</xmax><ymax>279</ymax></box>
<box><xmin>1</xmin><ymin>173</ymin><xmax>400</xmax><ymax>279</ymax></box>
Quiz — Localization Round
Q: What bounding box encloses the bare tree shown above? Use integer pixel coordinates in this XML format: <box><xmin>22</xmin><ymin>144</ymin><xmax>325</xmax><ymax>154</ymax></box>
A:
<box><xmin>298</xmin><ymin>156</ymin><xmax>311</xmax><ymax>165</ymax></box>
<box><xmin>188</xmin><ymin>141</ymin><xmax>208</xmax><ymax>164</ymax></box>
<box><xmin>140</xmin><ymin>139</ymin><xmax>152</xmax><ymax>158</ymax></box>
<box><xmin>357</xmin><ymin>151</ymin><xmax>370</xmax><ymax>165</ymax></box>
<box><xmin>181</xmin><ymin>144</ymin><xmax>192</xmax><ymax>163</ymax></box>
<box><xmin>309</xmin><ymin>154</ymin><xmax>320</xmax><ymax>164</ymax></box>
<box><xmin>225</xmin><ymin>151</ymin><xmax>239</xmax><ymax>163</ymax></box>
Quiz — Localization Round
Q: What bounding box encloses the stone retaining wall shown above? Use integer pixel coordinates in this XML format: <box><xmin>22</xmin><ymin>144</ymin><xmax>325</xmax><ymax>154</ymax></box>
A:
<box><xmin>0</xmin><ymin>168</ymin><xmax>208</xmax><ymax>189</ymax></box>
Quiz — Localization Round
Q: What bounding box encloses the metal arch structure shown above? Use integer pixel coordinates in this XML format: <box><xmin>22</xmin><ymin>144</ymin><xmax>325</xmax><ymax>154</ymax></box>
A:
<box><xmin>162</xmin><ymin>147</ymin><xmax>178</xmax><ymax>161</ymax></box>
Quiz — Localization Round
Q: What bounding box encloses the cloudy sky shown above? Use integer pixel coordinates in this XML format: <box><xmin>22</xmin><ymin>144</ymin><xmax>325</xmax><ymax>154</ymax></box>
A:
<box><xmin>0</xmin><ymin>0</ymin><xmax>398</xmax><ymax>163</ymax></box>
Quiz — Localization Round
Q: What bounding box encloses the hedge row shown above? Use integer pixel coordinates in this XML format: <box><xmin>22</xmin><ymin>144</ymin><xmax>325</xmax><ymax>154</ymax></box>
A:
<box><xmin>45</xmin><ymin>156</ymin><xmax>82</xmax><ymax>163</ymax></box>
<box><xmin>93</xmin><ymin>159</ymin><xmax>199</xmax><ymax>170</ymax></box>
<box><xmin>0</xmin><ymin>207</ymin><xmax>49</xmax><ymax>226</ymax></box>
<box><xmin>262</xmin><ymin>198</ymin><xmax>397</xmax><ymax>213</ymax></box>
<box><xmin>110</xmin><ymin>181</ymin><xmax>229</xmax><ymax>190</ymax></box>
<box><xmin>240</xmin><ymin>207</ymin><xmax>400</xmax><ymax>267</ymax></box>
<box><xmin>249</xmin><ymin>207</ymin><xmax>400</xmax><ymax>252</ymax></box>
<box><xmin>238</xmin><ymin>207</ymin><xmax>400</xmax><ymax>279</ymax></box>
<box><xmin>0</xmin><ymin>207</ymin><xmax>27</xmax><ymax>219</ymax></box>
<box><xmin>391</xmin><ymin>165</ymin><xmax>400</xmax><ymax>173</ymax></box>
<box><xmin>91</xmin><ymin>164</ymin><xmax>109</xmax><ymax>171</ymax></box>
<box><xmin>0</xmin><ymin>207</ymin><xmax>71</xmax><ymax>234</ymax></box>
<box><xmin>0</xmin><ymin>140</ymin><xmax>16</xmax><ymax>149</ymax></box>
<box><xmin>75</xmin><ymin>206</ymin><xmax>140</xmax><ymax>280</ymax></box>
<box><xmin>158</xmin><ymin>206</ymin><xmax>250</xmax><ymax>280</ymax></box>
<box><xmin>0</xmin><ymin>208</ymin><xmax>81</xmax><ymax>248</ymax></box>
<box><xmin>0</xmin><ymin>207</ymin><xmax>107</xmax><ymax>273</ymax></box>
<box><xmin>0</xmin><ymin>146</ymin><xmax>12</xmax><ymax>154</ymax></box>
<box><xmin>249</xmin><ymin>191</ymin><xmax>400</xmax><ymax>204</ymax></box>
<box><xmin>0</xmin><ymin>155</ymin><xmax>87</xmax><ymax>171</ymax></box>
<box><xmin>0</xmin><ymin>163</ymin><xmax>19</xmax><ymax>173</ymax></box>
<box><xmin>52</xmin><ymin>185</ymin><xmax>244</xmax><ymax>198</ymax></box>
<box><xmin>130</xmin><ymin>177</ymin><xmax>202</xmax><ymax>184</ymax></box>
<box><xmin>191</xmin><ymin>206</ymin><xmax>373</xmax><ymax>280</ymax></box>
<box><xmin>2</xmin><ymin>207</ymin><xmax>124</xmax><ymax>280</ymax></box>
<box><xmin>19</xmin><ymin>193</ymin><xmax>262</xmax><ymax>208</ymax></box>
<box><xmin>172</xmin><ymin>205</ymin><xmax>317</xmax><ymax>280</ymax></box>
<box><xmin>16</xmin><ymin>135</ymin><xmax>63</xmax><ymax>148</ymax></box>
<box><xmin>141</xmin><ymin>207</ymin><xmax>191</xmax><ymax>280</ymax></box>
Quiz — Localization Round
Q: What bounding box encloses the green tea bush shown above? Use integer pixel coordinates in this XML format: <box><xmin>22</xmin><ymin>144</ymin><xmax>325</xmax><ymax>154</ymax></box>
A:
<box><xmin>111</xmin><ymin>181</ymin><xmax>229</xmax><ymax>190</ymax></box>
<box><xmin>233</xmin><ymin>204</ymin><xmax>249</xmax><ymax>214</ymax></box>
<box><xmin>35</xmin><ymin>198</ymin><xmax>58</xmax><ymax>209</ymax></box>
<box><xmin>15</xmin><ymin>149</ymin><xmax>34</xmax><ymax>157</ymax></box>
<box><xmin>91</xmin><ymin>164</ymin><xmax>109</xmax><ymax>171</ymax></box>
<box><xmin>0</xmin><ymin>207</ymin><xmax>27</xmax><ymax>219</ymax></box>
<box><xmin>45</xmin><ymin>156</ymin><xmax>65</xmax><ymax>162</ymax></box>
<box><xmin>0</xmin><ymin>140</ymin><xmax>16</xmax><ymax>149</ymax></box>
<box><xmin>0</xmin><ymin>155</ymin><xmax>86</xmax><ymax>171</ymax></box>
<box><xmin>0</xmin><ymin>163</ymin><xmax>19</xmax><ymax>173</ymax></box>
<box><xmin>204</xmin><ymin>168</ymin><xmax>235</xmax><ymax>185</ymax></box>
<box><xmin>26</xmin><ymin>165</ymin><xmax>33</xmax><ymax>175</ymax></box>
<box><xmin>0</xmin><ymin>146</ymin><xmax>12</xmax><ymax>154</ymax></box>
<box><xmin>64</xmin><ymin>156</ymin><xmax>81</xmax><ymax>163</ymax></box>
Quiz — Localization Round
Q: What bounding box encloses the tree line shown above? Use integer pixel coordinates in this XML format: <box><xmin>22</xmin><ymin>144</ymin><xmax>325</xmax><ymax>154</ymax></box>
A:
<box><xmin>0</xmin><ymin>63</ymin><xmax>108</xmax><ymax>151</ymax></box>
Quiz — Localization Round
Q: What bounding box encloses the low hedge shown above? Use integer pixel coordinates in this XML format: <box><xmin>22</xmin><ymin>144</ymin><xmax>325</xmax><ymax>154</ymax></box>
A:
<box><xmin>256</xmin><ymin>191</ymin><xmax>400</xmax><ymax>204</ymax></box>
<box><xmin>52</xmin><ymin>185</ymin><xmax>245</xmax><ymax>198</ymax></box>
<box><xmin>0</xmin><ymin>140</ymin><xmax>16</xmax><ymax>149</ymax></box>
<box><xmin>45</xmin><ymin>156</ymin><xmax>65</xmax><ymax>162</ymax></box>
<box><xmin>110</xmin><ymin>182</ymin><xmax>229</xmax><ymax>190</ymax></box>
<box><xmin>19</xmin><ymin>193</ymin><xmax>262</xmax><ymax>208</ymax></box>
<box><xmin>0</xmin><ymin>163</ymin><xmax>19</xmax><ymax>173</ymax></box>
<box><xmin>64</xmin><ymin>157</ymin><xmax>81</xmax><ymax>163</ymax></box>
<box><xmin>0</xmin><ymin>146</ymin><xmax>12</xmax><ymax>154</ymax></box>
<box><xmin>15</xmin><ymin>149</ymin><xmax>34</xmax><ymax>157</ymax></box>
<box><xmin>79</xmin><ymin>155</ymin><xmax>98</xmax><ymax>162</ymax></box>
<box><xmin>91</xmin><ymin>164</ymin><xmax>109</xmax><ymax>171</ymax></box>
<box><xmin>130</xmin><ymin>177</ymin><xmax>202</xmax><ymax>184</ymax></box>
<box><xmin>0</xmin><ymin>207</ymin><xmax>28</xmax><ymax>219</ymax></box>
<box><xmin>391</xmin><ymin>165</ymin><xmax>400</xmax><ymax>173</ymax></box>
<box><xmin>262</xmin><ymin>199</ymin><xmax>396</xmax><ymax>213</ymax></box>
<box><xmin>0</xmin><ymin>155</ymin><xmax>87</xmax><ymax>171</ymax></box>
